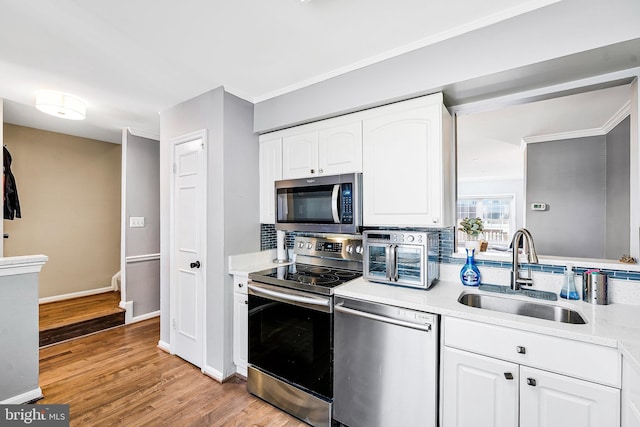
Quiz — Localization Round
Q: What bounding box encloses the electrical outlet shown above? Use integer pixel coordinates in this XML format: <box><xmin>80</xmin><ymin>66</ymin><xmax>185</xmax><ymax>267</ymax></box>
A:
<box><xmin>129</xmin><ymin>216</ymin><xmax>145</xmax><ymax>228</ymax></box>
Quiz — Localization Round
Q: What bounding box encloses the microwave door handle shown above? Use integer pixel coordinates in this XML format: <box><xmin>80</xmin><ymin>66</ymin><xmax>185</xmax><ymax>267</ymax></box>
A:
<box><xmin>331</xmin><ymin>184</ymin><xmax>340</xmax><ymax>224</ymax></box>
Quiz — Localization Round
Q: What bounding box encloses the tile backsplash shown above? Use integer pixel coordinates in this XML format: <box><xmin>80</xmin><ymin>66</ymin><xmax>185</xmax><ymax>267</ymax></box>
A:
<box><xmin>260</xmin><ymin>224</ymin><xmax>296</xmax><ymax>251</ymax></box>
<box><xmin>261</xmin><ymin>224</ymin><xmax>640</xmax><ymax>281</ymax></box>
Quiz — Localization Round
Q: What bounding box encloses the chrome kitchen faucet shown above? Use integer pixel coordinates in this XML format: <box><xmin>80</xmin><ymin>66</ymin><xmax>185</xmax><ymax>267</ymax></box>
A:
<box><xmin>510</xmin><ymin>228</ymin><xmax>539</xmax><ymax>291</ymax></box>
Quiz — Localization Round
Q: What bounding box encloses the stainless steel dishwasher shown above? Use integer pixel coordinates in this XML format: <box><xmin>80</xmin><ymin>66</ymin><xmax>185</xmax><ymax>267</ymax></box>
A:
<box><xmin>333</xmin><ymin>296</ymin><xmax>439</xmax><ymax>427</ymax></box>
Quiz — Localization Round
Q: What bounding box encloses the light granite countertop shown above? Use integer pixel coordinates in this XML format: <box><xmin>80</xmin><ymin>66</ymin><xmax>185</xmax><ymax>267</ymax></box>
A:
<box><xmin>228</xmin><ymin>250</ymin><xmax>640</xmax><ymax>371</ymax></box>
<box><xmin>228</xmin><ymin>249</ymin><xmax>292</xmax><ymax>276</ymax></box>
<box><xmin>335</xmin><ymin>278</ymin><xmax>640</xmax><ymax>369</ymax></box>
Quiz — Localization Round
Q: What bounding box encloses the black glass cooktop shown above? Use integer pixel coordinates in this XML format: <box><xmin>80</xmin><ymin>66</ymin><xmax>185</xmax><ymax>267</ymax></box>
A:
<box><xmin>249</xmin><ymin>263</ymin><xmax>362</xmax><ymax>295</ymax></box>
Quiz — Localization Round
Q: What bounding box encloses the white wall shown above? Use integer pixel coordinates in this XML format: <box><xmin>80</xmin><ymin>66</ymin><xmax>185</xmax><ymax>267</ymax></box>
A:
<box><xmin>159</xmin><ymin>87</ymin><xmax>259</xmax><ymax>378</ymax></box>
<box><xmin>254</xmin><ymin>0</ymin><xmax>640</xmax><ymax>133</ymax></box>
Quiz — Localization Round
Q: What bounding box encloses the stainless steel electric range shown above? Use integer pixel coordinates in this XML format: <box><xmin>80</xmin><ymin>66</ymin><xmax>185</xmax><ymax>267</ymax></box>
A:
<box><xmin>247</xmin><ymin>235</ymin><xmax>363</xmax><ymax>427</ymax></box>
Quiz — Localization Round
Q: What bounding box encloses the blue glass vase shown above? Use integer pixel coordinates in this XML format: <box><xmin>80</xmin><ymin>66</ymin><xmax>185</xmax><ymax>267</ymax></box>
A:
<box><xmin>460</xmin><ymin>248</ymin><xmax>481</xmax><ymax>286</ymax></box>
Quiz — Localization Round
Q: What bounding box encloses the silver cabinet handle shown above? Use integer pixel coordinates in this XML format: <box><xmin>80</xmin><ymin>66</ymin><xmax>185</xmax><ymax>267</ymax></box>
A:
<box><xmin>516</xmin><ymin>346</ymin><xmax>526</xmax><ymax>354</ymax></box>
<box><xmin>527</xmin><ymin>378</ymin><xmax>537</xmax><ymax>386</ymax></box>
<box><xmin>318</xmin><ymin>168</ymin><xmax>323</xmax><ymax>174</ymax></box>
<box><xmin>504</xmin><ymin>372</ymin><xmax>514</xmax><ymax>380</ymax></box>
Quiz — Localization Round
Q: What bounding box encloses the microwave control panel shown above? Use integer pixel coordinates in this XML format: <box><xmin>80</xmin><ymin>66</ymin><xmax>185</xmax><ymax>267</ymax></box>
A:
<box><xmin>341</xmin><ymin>183</ymin><xmax>353</xmax><ymax>224</ymax></box>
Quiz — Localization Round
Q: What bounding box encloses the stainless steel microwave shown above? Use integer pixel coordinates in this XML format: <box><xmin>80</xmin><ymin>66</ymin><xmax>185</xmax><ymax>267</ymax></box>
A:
<box><xmin>275</xmin><ymin>173</ymin><xmax>362</xmax><ymax>234</ymax></box>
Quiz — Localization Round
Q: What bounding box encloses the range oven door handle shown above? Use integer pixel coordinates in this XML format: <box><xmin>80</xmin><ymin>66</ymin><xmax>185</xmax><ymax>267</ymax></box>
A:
<box><xmin>335</xmin><ymin>304</ymin><xmax>432</xmax><ymax>332</ymax></box>
<box><xmin>331</xmin><ymin>184</ymin><xmax>341</xmax><ymax>224</ymax></box>
<box><xmin>248</xmin><ymin>283</ymin><xmax>332</xmax><ymax>313</ymax></box>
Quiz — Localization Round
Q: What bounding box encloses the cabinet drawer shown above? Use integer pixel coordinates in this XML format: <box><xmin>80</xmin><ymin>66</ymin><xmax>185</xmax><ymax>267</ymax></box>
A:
<box><xmin>444</xmin><ymin>317</ymin><xmax>621</xmax><ymax>388</ymax></box>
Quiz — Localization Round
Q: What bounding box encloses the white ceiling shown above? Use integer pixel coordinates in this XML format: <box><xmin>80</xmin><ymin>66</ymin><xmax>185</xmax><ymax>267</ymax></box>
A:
<box><xmin>0</xmin><ymin>0</ymin><xmax>562</xmax><ymax>143</ymax></box>
<box><xmin>457</xmin><ymin>84</ymin><xmax>633</xmax><ymax>181</ymax></box>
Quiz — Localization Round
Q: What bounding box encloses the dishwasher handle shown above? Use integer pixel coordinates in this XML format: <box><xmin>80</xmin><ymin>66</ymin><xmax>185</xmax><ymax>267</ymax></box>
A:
<box><xmin>335</xmin><ymin>304</ymin><xmax>432</xmax><ymax>332</ymax></box>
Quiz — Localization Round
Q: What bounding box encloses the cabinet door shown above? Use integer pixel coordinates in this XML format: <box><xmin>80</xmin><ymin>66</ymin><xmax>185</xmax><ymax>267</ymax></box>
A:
<box><xmin>318</xmin><ymin>120</ymin><xmax>362</xmax><ymax>176</ymax></box>
<box><xmin>233</xmin><ymin>292</ymin><xmax>248</xmax><ymax>376</ymax></box>
<box><xmin>259</xmin><ymin>137</ymin><xmax>282</xmax><ymax>223</ymax></box>
<box><xmin>442</xmin><ymin>347</ymin><xmax>519</xmax><ymax>427</ymax></box>
<box><xmin>363</xmin><ymin>102</ymin><xmax>442</xmax><ymax>226</ymax></box>
<box><xmin>623</xmin><ymin>356</ymin><xmax>640</xmax><ymax>427</ymax></box>
<box><xmin>520</xmin><ymin>366</ymin><xmax>620</xmax><ymax>427</ymax></box>
<box><xmin>282</xmin><ymin>131</ymin><xmax>318</xmax><ymax>179</ymax></box>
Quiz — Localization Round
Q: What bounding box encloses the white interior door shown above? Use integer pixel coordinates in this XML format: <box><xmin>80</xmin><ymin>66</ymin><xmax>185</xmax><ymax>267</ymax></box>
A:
<box><xmin>171</xmin><ymin>131</ymin><xmax>206</xmax><ymax>368</ymax></box>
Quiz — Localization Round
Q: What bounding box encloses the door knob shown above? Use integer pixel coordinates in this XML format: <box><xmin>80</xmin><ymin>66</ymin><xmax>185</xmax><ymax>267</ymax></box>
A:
<box><xmin>504</xmin><ymin>372</ymin><xmax>514</xmax><ymax>380</ymax></box>
<box><xmin>527</xmin><ymin>378</ymin><xmax>537</xmax><ymax>386</ymax></box>
<box><xmin>190</xmin><ymin>261</ymin><xmax>201</xmax><ymax>269</ymax></box>
<box><xmin>516</xmin><ymin>346</ymin><xmax>526</xmax><ymax>354</ymax></box>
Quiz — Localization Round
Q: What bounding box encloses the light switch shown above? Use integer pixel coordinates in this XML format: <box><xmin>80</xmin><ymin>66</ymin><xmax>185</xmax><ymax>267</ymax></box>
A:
<box><xmin>130</xmin><ymin>216</ymin><xmax>145</xmax><ymax>228</ymax></box>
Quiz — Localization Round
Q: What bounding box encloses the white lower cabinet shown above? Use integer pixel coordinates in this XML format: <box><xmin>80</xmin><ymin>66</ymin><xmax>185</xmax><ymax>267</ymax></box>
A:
<box><xmin>622</xmin><ymin>355</ymin><xmax>640</xmax><ymax>427</ymax></box>
<box><xmin>442</xmin><ymin>347</ymin><xmax>518</xmax><ymax>427</ymax></box>
<box><xmin>442</xmin><ymin>317</ymin><xmax>621</xmax><ymax>427</ymax></box>
<box><xmin>520</xmin><ymin>366</ymin><xmax>620</xmax><ymax>427</ymax></box>
<box><xmin>232</xmin><ymin>274</ymin><xmax>248</xmax><ymax>376</ymax></box>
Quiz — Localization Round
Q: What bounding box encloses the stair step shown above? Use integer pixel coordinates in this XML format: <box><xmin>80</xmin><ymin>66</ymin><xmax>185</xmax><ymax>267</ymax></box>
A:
<box><xmin>40</xmin><ymin>311</ymin><xmax>125</xmax><ymax>347</ymax></box>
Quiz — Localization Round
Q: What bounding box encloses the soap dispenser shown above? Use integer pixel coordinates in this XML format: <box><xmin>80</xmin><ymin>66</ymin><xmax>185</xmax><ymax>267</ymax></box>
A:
<box><xmin>460</xmin><ymin>248</ymin><xmax>481</xmax><ymax>286</ymax></box>
<box><xmin>560</xmin><ymin>263</ymin><xmax>579</xmax><ymax>300</ymax></box>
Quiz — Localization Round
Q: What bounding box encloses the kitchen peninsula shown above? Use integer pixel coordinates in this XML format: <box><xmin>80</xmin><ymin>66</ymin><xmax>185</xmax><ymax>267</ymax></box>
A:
<box><xmin>0</xmin><ymin>255</ymin><xmax>48</xmax><ymax>404</ymax></box>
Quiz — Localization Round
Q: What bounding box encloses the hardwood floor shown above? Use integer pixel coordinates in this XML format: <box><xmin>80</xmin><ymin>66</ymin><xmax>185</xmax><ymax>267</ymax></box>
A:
<box><xmin>38</xmin><ymin>317</ymin><xmax>307</xmax><ymax>427</ymax></box>
<box><xmin>39</xmin><ymin>291</ymin><xmax>125</xmax><ymax>347</ymax></box>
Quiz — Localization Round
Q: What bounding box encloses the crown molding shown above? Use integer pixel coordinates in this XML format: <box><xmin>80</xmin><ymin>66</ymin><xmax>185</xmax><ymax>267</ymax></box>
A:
<box><xmin>523</xmin><ymin>100</ymin><xmax>631</xmax><ymax>144</ymax></box>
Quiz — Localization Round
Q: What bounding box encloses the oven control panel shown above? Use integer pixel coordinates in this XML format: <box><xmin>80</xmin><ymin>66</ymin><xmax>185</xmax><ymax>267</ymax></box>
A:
<box><xmin>294</xmin><ymin>236</ymin><xmax>363</xmax><ymax>262</ymax></box>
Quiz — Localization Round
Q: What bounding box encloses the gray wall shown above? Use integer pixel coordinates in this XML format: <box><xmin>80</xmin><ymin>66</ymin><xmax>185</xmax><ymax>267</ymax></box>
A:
<box><xmin>527</xmin><ymin>137</ymin><xmax>607</xmax><ymax>258</ymax></box>
<box><xmin>0</xmin><ymin>273</ymin><xmax>39</xmax><ymax>402</ymax></box>
<box><xmin>160</xmin><ymin>87</ymin><xmax>259</xmax><ymax>378</ymax></box>
<box><xmin>605</xmin><ymin>116</ymin><xmax>631</xmax><ymax>258</ymax></box>
<box><xmin>124</xmin><ymin>131</ymin><xmax>160</xmax><ymax>318</ymax></box>
<box><xmin>526</xmin><ymin>117</ymin><xmax>631</xmax><ymax>259</ymax></box>
<box><xmin>254</xmin><ymin>0</ymin><xmax>640</xmax><ymax>133</ymax></box>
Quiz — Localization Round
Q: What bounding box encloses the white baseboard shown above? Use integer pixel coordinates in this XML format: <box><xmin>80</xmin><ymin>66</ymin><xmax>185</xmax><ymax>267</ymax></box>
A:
<box><xmin>131</xmin><ymin>310</ymin><xmax>159</xmax><ymax>324</ymax></box>
<box><xmin>236</xmin><ymin>365</ymin><xmax>247</xmax><ymax>378</ymax></box>
<box><xmin>202</xmin><ymin>365</ymin><xmax>224</xmax><ymax>383</ymax></box>
<box><xmin>157</xmin><ymin>340</ymin><xmax>171</xmax><ymax>353</ymax></box>
<box><xmin>1</xmin><ymin>387</ymin><xmax>43</xmax><ymax>404</ymax></box>
<box><xmin>39</xmin><ymin>285</ymin><xmax>115</xmax><ymax>304</ymax></box>
<box><xmin>120</xmin><ymin>300</ymin><xmax>134</xmax><ymax>323</ymax></box>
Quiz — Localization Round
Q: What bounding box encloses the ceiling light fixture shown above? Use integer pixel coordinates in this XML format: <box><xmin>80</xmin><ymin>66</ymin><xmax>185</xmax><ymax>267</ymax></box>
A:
<box><xmin>35</xmin><ymin>90</ymin><xmax>86</xmax><ymax>120</ymax></box>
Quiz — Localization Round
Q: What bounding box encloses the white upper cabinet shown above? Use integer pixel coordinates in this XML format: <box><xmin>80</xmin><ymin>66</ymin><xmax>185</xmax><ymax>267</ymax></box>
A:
<box><xmin>259</xmin><ymin>136</ymin><xmax>282</xmax><ymax>223</ymax></box>
<box><xmin>259</xmin><ymin>92</ymin><xmax>453</xmax><ymax>226</ymax></box>
<box><xmin>282</xmin><ymin>130</ymin><xmax>318</xmax><ymax>179</ymax></box>
<box><xmin>318</xmin><ymin>121</ymin><xmax>362</xmax><ymax>176</ymax></box>
<box><xmin>362</xmin><ymin>93</ymin><xmax>453</xmax><ymax>227</ymax></box>
<box><xmin>282</xmin><ymin>119</ymin><xmax>362</xmax><ymax>180</ymax></box>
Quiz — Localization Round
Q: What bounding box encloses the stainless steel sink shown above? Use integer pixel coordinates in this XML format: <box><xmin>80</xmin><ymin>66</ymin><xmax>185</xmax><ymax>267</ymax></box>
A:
<box><xmin>458</xmin><ymin>292</ymin><xmax>587</xmax><ymax>324</ymax></box>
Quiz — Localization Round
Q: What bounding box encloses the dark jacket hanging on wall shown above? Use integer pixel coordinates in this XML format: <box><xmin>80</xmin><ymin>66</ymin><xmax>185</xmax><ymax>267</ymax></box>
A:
<box><xmin>3</xmin><ymin>146</ymin><xmax>21</xmax><ymax>220</ymax></box>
